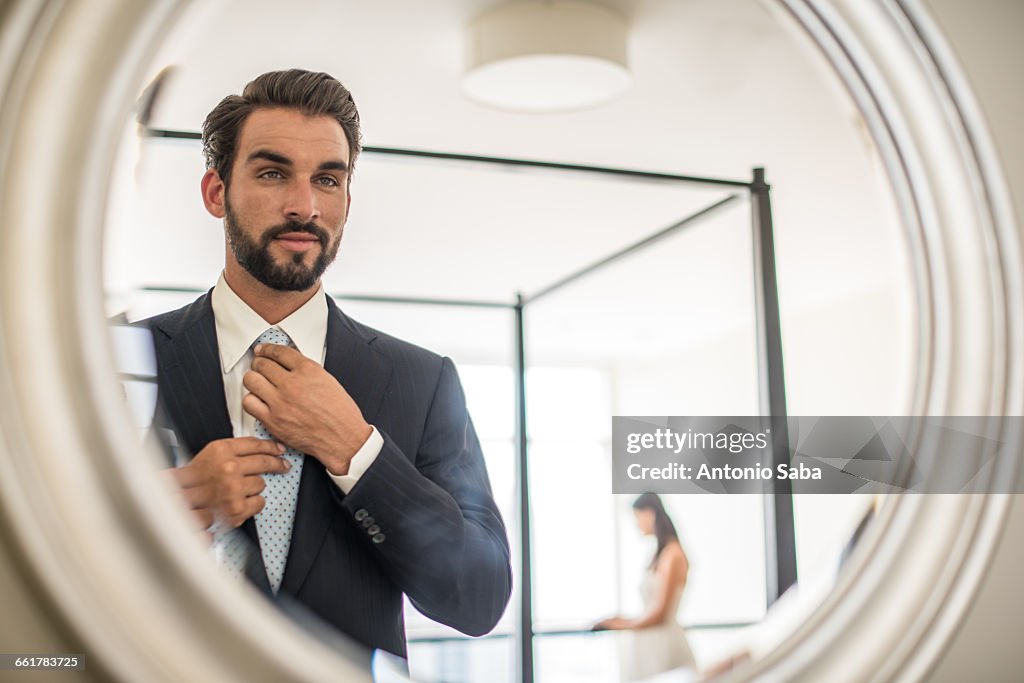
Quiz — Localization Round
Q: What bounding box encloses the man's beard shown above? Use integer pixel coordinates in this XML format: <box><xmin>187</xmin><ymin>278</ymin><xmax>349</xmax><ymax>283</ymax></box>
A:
<box><xmin>224</xmin><ymin>202</ymin><xmax>340</xmax><ymax>292</ymax></box>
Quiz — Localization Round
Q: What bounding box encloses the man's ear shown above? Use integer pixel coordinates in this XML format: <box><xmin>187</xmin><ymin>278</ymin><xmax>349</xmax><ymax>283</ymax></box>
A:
<box><xmin>201</xmin><ymin>168</ymin><xmax>226</xmax><ymax>219</ymax></box>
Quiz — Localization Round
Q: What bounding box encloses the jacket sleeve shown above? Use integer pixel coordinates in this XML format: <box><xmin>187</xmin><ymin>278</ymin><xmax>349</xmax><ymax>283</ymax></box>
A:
<box><xmin>330</xmin><ymin>356</ymin><xmax>513</xmax><ymax>636</ymax></box>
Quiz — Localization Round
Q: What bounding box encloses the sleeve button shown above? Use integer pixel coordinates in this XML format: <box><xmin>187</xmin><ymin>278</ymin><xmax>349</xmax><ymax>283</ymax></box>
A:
<box><xmin>354</xmin><ymin>509</ymin><xmax>368</xmax><ymax>521</ymax></box>
<box><xmin>361</xmin><ymin>516</ymin><xmax>375</xmax><ymax>528</ymax></box>
<box><xmin>372</xmin><ymin>533</ymin><xmax>386</xmax><ymax>544</ymax></box>
<box><xmin>367</xmin><ymin>524</ymin><xmax>380</xmax><ymax>535</ymax></box>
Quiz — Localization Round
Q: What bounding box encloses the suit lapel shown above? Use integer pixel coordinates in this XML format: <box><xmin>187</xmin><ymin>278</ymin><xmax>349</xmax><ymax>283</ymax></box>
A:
<box><xmin>153</xmin><ymin>292</ymin><xmax>233</xmax><ymax>456</ymax></box>
<box><xmin>152</xmin><ymin>292</ymin><xmax>272</xmax><ymax>595</ymax></box>
<box><xmin>280</xmin><ymin>296</ymin><xmax>393</xmax><ymax>596</ymax></box>
<box><xmin>322</xmin><ymin>297</ymin><xmax>391</xmax><ymax>422</ymax></box>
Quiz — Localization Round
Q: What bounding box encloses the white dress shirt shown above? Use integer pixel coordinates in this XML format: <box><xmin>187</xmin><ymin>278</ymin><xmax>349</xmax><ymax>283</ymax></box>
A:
<box><xmin>210</xmin><ymin>272</ymin><xmax>382</xmax><ymax>493</ymax></box>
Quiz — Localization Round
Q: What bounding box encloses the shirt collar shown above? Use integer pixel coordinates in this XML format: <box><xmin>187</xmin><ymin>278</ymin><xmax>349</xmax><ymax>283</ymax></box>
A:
<box><xmin>211</xmin><ymin>272</ymin><xmax>329</xmax><ymax>373</ymax></box>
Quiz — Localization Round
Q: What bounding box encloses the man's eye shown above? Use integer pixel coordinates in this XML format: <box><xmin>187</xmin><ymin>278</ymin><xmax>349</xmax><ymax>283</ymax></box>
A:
<box><xmin>259</xmin><ymin>170</ymin><xmax>283</xmax><ymax>179</ymax></box>
<box><xmin>315</xmin><ymin>176</ymin><xmax>340</xmax><ymax>187</ymax></box>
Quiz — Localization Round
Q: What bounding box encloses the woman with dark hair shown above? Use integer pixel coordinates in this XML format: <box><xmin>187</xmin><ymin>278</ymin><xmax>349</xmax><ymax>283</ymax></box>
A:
<box><xmin>594</xmin><ymin>493</ymin><xmax>696</xmax><ymax>680</ymax></box>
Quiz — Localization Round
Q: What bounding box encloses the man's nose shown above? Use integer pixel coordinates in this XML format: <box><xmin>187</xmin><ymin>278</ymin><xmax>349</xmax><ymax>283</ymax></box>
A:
<box><xmin>283</xmin><ymin>180</ymin><xmax>320</xmax><ymax>223</ymax></box>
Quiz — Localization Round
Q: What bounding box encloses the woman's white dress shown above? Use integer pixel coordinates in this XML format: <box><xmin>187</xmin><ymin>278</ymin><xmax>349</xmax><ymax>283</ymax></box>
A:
<box><xmin>617</xmin><ymin>569</ymin><xmax>696</xmax><ymax>682</ymax></box>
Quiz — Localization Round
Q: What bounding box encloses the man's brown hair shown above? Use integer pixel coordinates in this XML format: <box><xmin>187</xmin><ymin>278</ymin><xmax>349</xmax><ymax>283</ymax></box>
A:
<box><xmin>201</xmin><ymin>69</ymin><xmax>362</xmax><ymax>188</ymax></box>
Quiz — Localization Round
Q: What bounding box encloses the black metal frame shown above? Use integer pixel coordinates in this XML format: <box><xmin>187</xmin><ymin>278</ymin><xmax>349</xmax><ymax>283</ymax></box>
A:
<box><xmin>143</xmin><ymin>129</ymin><xmax>798</xmax><ymax>683</ymax></box>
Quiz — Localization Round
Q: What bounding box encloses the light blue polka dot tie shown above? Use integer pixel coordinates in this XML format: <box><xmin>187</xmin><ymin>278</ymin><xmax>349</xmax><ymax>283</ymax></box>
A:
<box><xmin>251</xmin><ymin>327</ymin><xmax>305</xmax><ymax>593</ymax></box>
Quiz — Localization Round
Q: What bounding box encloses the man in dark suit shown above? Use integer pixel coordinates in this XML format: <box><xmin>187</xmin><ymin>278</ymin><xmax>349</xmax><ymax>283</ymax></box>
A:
<box><xmin>147</xmin><ymin>69</ymin><xmax>512</xmax><ymax>659</ymax></box>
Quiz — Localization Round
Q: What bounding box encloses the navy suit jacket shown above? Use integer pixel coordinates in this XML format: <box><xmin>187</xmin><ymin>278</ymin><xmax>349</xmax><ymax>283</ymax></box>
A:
<box><xmin>143</xmin><ymin>291</ymin><xmax>512</xmax><ymax>657</ymax></box>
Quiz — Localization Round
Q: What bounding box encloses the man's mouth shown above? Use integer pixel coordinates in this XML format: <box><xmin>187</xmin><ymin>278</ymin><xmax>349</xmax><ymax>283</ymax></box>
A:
<box><xmin>273</xmin><ymin>232</ymin><xmax>320</xmax><ymax>253</ymax></box>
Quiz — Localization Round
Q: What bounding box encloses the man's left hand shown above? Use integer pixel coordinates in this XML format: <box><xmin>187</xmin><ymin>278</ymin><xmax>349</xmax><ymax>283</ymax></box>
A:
<box><xmin>242</xmin><ymin>343</ymin><xmax>372</xmax><ymax>476</ymax></box>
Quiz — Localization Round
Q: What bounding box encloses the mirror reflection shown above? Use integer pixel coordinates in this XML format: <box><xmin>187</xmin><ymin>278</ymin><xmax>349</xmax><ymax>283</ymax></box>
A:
<box><xmin>103</xmin><ymin>1</ymin><xmax>912</xmax><ymax>681</ymax></box>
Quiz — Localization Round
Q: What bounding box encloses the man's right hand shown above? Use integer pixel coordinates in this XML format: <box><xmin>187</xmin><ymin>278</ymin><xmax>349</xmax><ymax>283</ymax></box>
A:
<box><xmin>166</xmin><ymin>437</ymin><xmax>291</xmax><ymax>530</ymax></box>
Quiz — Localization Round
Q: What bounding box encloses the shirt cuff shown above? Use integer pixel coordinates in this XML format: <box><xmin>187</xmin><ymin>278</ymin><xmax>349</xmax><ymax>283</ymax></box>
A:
<box><xmin>327</xmin><ymin>426</ymin><xmax>383</xmax><ymax>494</ymax></box>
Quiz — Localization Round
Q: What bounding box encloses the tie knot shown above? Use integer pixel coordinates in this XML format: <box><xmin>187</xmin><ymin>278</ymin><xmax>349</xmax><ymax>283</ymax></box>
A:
<box><xmin>255</xmin><ymin>327</ymin><xmax>293</xmax><ymax>349</ymax></box>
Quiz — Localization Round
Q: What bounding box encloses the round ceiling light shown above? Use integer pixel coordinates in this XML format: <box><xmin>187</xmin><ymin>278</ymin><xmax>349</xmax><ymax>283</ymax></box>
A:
<box><xmin>463</xmin><ymin>0</ymin><xmax>632</xmax><ymax>113</ymax></box>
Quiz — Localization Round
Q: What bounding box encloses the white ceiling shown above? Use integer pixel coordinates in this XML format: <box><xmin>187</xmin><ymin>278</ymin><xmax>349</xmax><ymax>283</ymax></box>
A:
<box><xmin>104</xmin><ymin>0</ymin><xmax>910</xmax><ymax>366</ymax></box>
